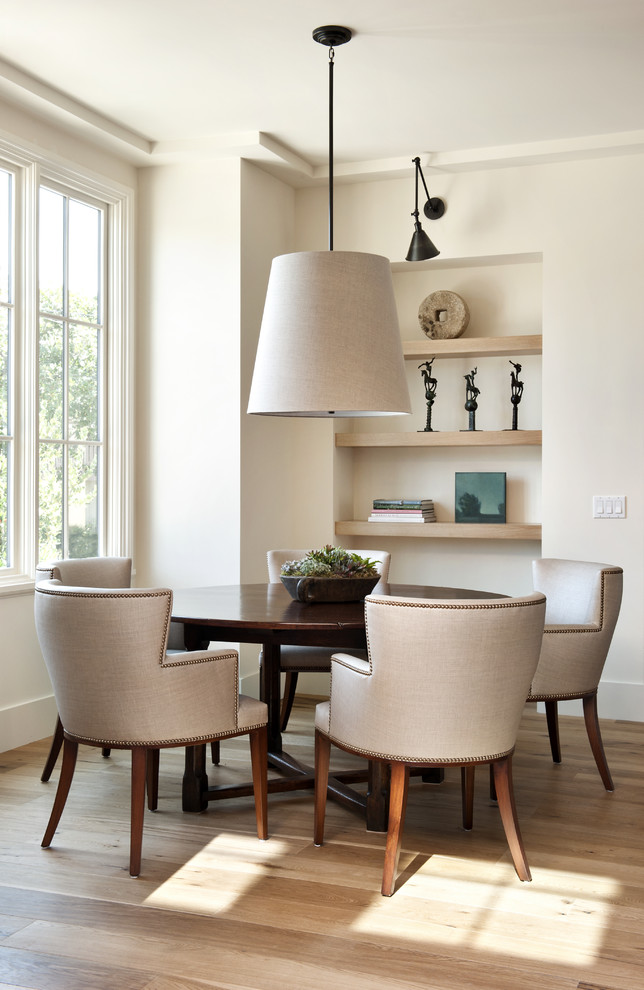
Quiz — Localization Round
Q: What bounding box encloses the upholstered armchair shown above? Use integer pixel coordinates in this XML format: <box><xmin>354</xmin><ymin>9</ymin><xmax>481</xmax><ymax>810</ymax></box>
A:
<box><xmin>529</xmin><ymin>558</ymin><xmax>623</xmax><ymax>790</ymax></box>
<box><xmin>263</xmin><ymin>548</ymin><xmax>391</xmax><ymax>730</ymax></box>
<box><xmin>36</xmin><ymin>556</ymin><xmax>134</xmax><ymax>780</ymax></box>
<box><xmin>314</xmin><ymin>592</ymin><xmax>546</xmax><ymax>896</ymax></box>
<box><xmin>34</xmin><ymin>581</ymin><xmax>268</xmax><ymax>877</ymax></box>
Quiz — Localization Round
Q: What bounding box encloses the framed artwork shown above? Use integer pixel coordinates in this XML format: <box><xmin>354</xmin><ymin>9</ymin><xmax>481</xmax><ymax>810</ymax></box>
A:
<box><xmin>455</xmin><ymin>472</ymin><xmax>506</xmax><ymax>523</ymax></box>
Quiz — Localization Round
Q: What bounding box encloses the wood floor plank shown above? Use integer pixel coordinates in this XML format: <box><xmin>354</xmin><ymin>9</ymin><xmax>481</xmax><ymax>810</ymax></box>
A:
<box><xmin>0</xmin><ymin>705</ymin><xmax>643</xmax><ymax>990</ymax></box>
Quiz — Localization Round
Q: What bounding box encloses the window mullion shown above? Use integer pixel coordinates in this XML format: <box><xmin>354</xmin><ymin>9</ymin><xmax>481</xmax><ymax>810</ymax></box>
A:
<box><xmin>19</xmin><ymin>161</ymin><xmax>38</xmax><ymax>576</ymax></box>
<box><xmin>61</xmin><ymin>195</ymin><xmax>69</xmax><ymax>558</ymax></box>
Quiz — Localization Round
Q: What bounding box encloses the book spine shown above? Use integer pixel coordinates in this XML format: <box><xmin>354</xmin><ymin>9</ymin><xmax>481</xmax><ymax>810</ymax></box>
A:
<box><xmin>369</xmin><ymin>512</ymin><xmax>431</xmax><ymax>518</ymax></box>
<box><xmin>368</xmin><ymin>515</ymin><xmax>433</xmax><ymax>523</ymax></box>
<box><xmin>372</xmin><ymin>501</ymin><xmax>432</xmax><ymax>509</ymax></box>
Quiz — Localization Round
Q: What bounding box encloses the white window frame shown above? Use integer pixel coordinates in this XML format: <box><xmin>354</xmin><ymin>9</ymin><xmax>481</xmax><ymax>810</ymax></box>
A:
<box><xmin>0</xmin><ymin>135</ymin><xmax>133</xmax><ymax>594</ymax></box>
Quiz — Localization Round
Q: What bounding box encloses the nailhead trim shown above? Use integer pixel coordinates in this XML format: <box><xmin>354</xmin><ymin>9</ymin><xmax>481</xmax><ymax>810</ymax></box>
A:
<box><xmin>67</xmin><ymin>722</ymin><xmax>268</xmax><ymax>749</ymax></box>
<box><xmin>528</xmin><ymin>689</ymin><xmax>596</xmax><ymax>702</ymax></box>
<box><xmin>162</xmin><ymin>651</ymin><xmax>238</xmax><ymax>667</ymax></box>
<box><xmin>324</xmin><ymin>731</ymin><xmax>513</xmax><ymax>765</ymax></box>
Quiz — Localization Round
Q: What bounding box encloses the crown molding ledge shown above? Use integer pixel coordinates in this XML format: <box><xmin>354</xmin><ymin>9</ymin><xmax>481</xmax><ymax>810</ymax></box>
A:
<box><xmin>1</xmin><ymin>55</ymin><xmax>643</xmax><ymax>181</ymax></box>
<box><xmin>0</xmin><ymin>57</ymin><xmax>152</xmax><ymax>162</ymax></box>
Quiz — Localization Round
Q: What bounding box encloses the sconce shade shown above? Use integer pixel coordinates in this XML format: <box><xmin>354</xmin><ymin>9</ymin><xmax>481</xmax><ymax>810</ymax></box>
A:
<box><xmin>406</xmin><ymin>224</ymin><xmax>440</xmax><ymax>262</ymax></box>
<box><xmin>247</xmin><ymin>251</ymin><xmax>412</xmax><ymax>417</ymax></box>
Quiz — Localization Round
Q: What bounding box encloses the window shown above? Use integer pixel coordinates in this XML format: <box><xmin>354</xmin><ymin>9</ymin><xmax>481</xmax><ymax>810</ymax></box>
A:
<box><xmin>0</xmin><ymin>139</ymin><xmax>132</xmax><ymax>590</ymax></box>
<box><xmin>38</xmin><ymin>187</ymin><xmax>104</xmax><ymax>561</ymax></box>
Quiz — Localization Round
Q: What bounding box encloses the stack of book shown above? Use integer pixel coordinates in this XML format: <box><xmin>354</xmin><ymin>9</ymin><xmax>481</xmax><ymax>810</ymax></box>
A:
<box><xmin>368</xmin><ymin>498</ymin><xmax>436</xmax><ymax>523</ymax></box>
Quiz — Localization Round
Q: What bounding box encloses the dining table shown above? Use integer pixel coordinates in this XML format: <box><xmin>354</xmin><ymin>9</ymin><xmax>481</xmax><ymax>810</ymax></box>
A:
<box><xmin>171</xmin><ymin>580</ymin><xmax>503</xmax><ymax>831</ymax></box>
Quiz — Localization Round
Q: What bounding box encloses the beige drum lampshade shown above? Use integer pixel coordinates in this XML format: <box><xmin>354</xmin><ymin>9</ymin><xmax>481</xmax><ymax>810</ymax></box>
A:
<box><xmin>247</xmin><ymin>251</ymin><xmax>412</xmax><ymax>417</ymax></box>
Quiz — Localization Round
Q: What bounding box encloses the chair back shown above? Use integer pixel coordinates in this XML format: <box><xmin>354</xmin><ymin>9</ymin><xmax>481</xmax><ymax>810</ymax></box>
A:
<box><xmin>532</xmin><ymin>558</ymin><xmax>622</xmax><ymax>626</ymax></box>
<box><xmin>34</xmin><ymin>582</ymin><xmax>174</xmax><ymax>744</ymax></box>
<box><xmin>267</xmin><ymin>548</ymin><xmax>391</xmax><ymax>592</ymax></box>
<box><xmin>324</xmin><ymin>593</ymin><xmax>546</xmax><ymax>763</ymax></box>
<box><xmin>36</xmin><ymin>556</ymin><xmax>132</xmax><ymax>589</ymax></box>
<box><xmin>530</xmin><ymin>558</ymin><xmax>623</xmax><ymax>697</ymax></box>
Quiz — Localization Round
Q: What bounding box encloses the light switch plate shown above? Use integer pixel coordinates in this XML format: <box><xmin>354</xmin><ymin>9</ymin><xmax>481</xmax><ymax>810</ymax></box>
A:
<box><xmin>593</xmin><ymin>495</ymin><xmax>626</xmax><ymax>518</ymax></box>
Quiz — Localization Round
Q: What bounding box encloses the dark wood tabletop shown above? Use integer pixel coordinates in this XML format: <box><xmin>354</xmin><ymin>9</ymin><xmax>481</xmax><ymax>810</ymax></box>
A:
<box><xmin>172</xmin><ymin>581</ymin><xmax>503</xmax><ymax>637</ymax></box>
<box><xmin>171</xmin><ymin>581</ymin><xmax>505</xmax><ymax>830</ymax></box>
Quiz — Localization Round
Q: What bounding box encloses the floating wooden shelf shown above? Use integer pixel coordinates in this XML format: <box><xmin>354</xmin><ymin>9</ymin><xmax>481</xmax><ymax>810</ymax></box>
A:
<box><xmin>335</xmin><ymin>521</ymin><xmax>542</xmax><ymax>541</ymax></box>
<box><xmin>402</xmin><ymin>334</ymin><xmax>542</xmax><ymax>361</ymax></box>
<box><xmin>335</xmin><ymin>333</ymin><xmax>542</xmax><ymax>543</ymax></box>
<box><xmin>335</xmin><ymin>430</ymin><xmax>541</xmax><ymax>448</ymax></box>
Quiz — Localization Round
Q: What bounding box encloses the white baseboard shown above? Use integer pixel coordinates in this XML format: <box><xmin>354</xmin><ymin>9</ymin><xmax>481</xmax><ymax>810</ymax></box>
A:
<box><xmin>0</xmin><ymin>695</ymin><xmax>58</xmax><ymax>754</ymax></box>
<box><xmin>545</xmin><ymin>681</ymin><xmax>644</xmax><ymax>722</ymax></box>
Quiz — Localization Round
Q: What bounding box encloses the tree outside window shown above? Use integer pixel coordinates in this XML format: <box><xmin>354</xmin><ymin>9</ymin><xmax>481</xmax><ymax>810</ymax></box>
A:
<box><xmin>38</xmin><ymin>188</ymin><xmax>104</xmax><ymax>561</ymax></box>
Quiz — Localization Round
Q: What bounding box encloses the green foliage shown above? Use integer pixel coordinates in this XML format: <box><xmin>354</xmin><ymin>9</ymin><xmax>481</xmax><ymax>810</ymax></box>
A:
<box><xmin>37</xmin><ymin>287</ymin><xmax>101</xmax><ymax>561</ymax></box>
<box><xmin>280</xmin><ymin>545</ymin><xmax>380</xmax><ymax>578</ymax></box>
<box><xmin>69</xmin><ymin>524</ymin><xmax>99</xmax><ymax>558</ymax></box>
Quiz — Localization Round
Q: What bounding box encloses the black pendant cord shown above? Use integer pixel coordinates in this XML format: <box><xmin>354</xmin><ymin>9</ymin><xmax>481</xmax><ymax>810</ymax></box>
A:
<box><xmin>313</xmin><ymin>25</ymin><xmax>352</xmax><ymax>251</ymax></box>
<box><xmin>328</xmin><ymin>46</ymin><xmax>335</xmax><ymax>251</ymax></box>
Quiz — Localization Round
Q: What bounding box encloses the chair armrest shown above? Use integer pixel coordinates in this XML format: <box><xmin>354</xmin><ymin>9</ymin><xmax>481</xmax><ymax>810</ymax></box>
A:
<box><xmin>331</xmin><ymin>652</ymin><xmax>371</xmax><ymax>675</ymax></box>
<box><xmin>149</xmin><ymin>649</ymin><xmax>242</xmax><ymax>741</ymax></box>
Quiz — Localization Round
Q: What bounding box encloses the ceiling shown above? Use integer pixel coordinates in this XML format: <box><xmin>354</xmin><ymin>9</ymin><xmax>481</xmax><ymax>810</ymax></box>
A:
<box><xmin>1</xmin><ymin>0</ymin><xmax>643</xmax><ymax>181</ymax></box>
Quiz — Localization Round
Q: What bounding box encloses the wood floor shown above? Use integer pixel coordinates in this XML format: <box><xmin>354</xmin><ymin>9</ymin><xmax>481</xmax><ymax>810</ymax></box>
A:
<box><xmin>0</xmin><ymin>699</ymin><xmax>642</xmax><ymax>990</ymax></box>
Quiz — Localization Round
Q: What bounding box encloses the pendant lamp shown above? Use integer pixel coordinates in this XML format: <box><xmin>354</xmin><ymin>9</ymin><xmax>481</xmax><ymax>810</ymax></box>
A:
<box><xmin>247</xmin><ymin>26</ymin><xmax>411</xmax><ymax>417</ymax></box>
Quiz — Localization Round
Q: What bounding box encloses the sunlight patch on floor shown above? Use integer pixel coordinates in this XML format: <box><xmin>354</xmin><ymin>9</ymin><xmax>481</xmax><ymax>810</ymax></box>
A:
<box><xmin>143</xmin><ymin>833</ymin><xmax>290</xmax><ymax>915</ymax></box>
<box><xmin>348</xmin><ymin>858</ymin><xmax>619</xmax><ymax>966</ymax></box>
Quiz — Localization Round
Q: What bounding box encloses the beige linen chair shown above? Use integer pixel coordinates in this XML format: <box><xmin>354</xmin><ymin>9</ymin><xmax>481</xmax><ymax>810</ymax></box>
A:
<box><xmin>36</xmin><ymin>556</ymin><xmax>134</xmax><ymax>781</ymax></box>
<box><xmin>34</xmin><ymin>581</ymin><xmax>268</xmax><ymax>877</ymax></box>
<box><xmin>263</xmin><ymin>548</ymin><xmax>391</xmax><ymax>730</ymax></box>
<box><xmin>528</xmin><ymin>558</ymin><xmax>623</xmax><ymax>790</ymax></box>
<box><xmin>314</xmin><ymin>592</ymin><xmax>546</xmax><ymax>896</ymax></box>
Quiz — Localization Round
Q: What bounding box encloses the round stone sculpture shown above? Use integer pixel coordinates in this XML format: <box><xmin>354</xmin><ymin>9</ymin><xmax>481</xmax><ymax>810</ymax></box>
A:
<box><xmin>418</xmin><ymin>290</ymin><xmax>470</xmax><ymax>340</ymax></box>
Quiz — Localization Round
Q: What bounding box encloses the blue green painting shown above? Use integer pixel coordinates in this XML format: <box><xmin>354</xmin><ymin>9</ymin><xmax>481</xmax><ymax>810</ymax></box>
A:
<box><xmin>455</xmin><ymin>472</ymin><xmax>506</xmax><ymax>523</ymax></box>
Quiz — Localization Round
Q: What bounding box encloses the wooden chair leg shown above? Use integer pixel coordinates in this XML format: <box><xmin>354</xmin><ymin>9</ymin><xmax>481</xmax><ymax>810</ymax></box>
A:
<box><xmin>146</xmin><ymin>748</ymin><xmax>160</xmax><ymax>811</ymax></box>
<box><xmin>545</xmin><ymin>700</ymin><xmax>561</xmax><ymax>763</ymax></box>
<box><xmin>42</xmin><ymin>737</ymin><xmax>78</xmax><ymax>847</ymax></box>
<box><xmin>382</xmin><ymin>762</ymin><xmax>409</xmax><ymax>897</ymax></box>
<box><xmin>313</xmin><ymin>729</ymin><xmax>331</xmax><ymax>846</ymax></box>
<box><xmin>41</xmin><ymin>715</ymin><xmax>64</xmax><ymax>782</ymax></box>
<box><xmin>583</xmin><ymin>692</ymin><xmax>614</xmax><ymax>791</ymax></box>
<box><xmin>280</xmin><ymin>672</ymin><xmax>299</xmax><ymax>732</ymax></box>
<box><xmin>491</xmin><ymin>756</ymin><xmax>531</xmax><ymax>882</ymax></box>
<box><xmin>211</xmin><ymin>741</ymin><xmax>220</xmax><ymax>765</ymax></box>
<box><xmin>249</xmin><ymin>727</ymin><xmax>268</xmax><ymax>840</ymax></box>
<box><xmin>489</xmin><ymin>764</ymin><xmax>497</xmax><ymax>801</ymax></box>
<box><xmin>130</xmin><ymin>747</ymin><xmax>147</xmax><ymax>878</ymax></box>
<box><xmin>461</xmin><ymin>766</ymin><xmax>475</xmax><ymax>830</ymax></box>
<box><xmin>102</xmin><ymin>748</ymin><xmax>111</xmax><ymax>758</ymax></box>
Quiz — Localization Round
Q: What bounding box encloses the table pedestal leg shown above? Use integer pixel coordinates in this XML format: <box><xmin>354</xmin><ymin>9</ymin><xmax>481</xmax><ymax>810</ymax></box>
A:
<box><xmin>366</xmin><ymin>760</ymin><xmax>391</xmax><ymax>832</ymax></box>
<box><xmin>182</xmin><ymin>744</ymin><xmax>209</xmax><ymax>812</ymax></box>
<box><xmin>260</xmin><ymin>641</ymin><xmax>283</xmax><ymax>755</ymax></box>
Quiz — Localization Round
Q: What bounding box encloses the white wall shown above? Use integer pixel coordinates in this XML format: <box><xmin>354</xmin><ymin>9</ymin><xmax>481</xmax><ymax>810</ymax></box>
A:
<box><xmin>294</xmin><ymin>156</ymin><xmax>644</xmax><ymax>718</ymax></box>
<box><xmin>135</xmin><ymin>160</ymin><xmax>243</xmax><ymax>590</ymax></box>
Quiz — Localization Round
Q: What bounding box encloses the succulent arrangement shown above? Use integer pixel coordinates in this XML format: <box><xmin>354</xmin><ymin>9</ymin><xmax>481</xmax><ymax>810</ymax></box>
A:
<box><xmin>280</xmin><ymin>545</ymin><xmax>380</xmax><ymax>579</ymax></box>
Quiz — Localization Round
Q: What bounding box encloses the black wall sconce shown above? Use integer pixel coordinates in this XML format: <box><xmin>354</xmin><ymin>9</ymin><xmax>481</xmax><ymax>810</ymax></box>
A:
<box><xmin>406</xmin><ymin>156</ymin><xmax>445</xmax><ymax>261</ymax></box>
